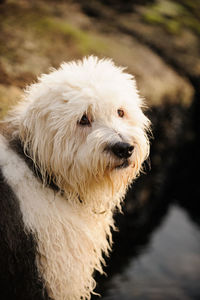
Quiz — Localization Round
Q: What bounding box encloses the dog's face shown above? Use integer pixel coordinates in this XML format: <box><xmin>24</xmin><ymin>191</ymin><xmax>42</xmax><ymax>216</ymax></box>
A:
<box><xmin>19</xmin><ymin>57</ymin><xmax>150</xmax><ymax>202</ymax></box>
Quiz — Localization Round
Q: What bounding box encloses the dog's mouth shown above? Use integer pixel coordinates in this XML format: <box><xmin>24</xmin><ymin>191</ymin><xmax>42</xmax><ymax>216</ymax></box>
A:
<box><xmin>115</xmin><ymin>159</ymin><xmax>129</xmax><ymax>169</ymax></box>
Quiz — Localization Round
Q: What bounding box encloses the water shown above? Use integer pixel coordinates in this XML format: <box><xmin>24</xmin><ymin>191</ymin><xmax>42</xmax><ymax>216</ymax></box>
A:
<box><xmin>99</xmin><ymin>206</ymin><xmax>200</xmax><ymax>300</ymax></box>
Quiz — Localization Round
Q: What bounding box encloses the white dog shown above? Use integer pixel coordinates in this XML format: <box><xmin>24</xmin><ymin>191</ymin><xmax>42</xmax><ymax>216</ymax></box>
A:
<box><xmin>0</xmin><ymin>56</ymin><xmax>150</xmax><ymax>300</ymax></box>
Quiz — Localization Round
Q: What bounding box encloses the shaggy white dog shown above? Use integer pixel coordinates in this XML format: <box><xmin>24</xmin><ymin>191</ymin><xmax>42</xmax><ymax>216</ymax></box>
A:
<box><xmin>0</xmin><ymin>56</ymin><xmax>150</xmax><ymax>300</ymax></box>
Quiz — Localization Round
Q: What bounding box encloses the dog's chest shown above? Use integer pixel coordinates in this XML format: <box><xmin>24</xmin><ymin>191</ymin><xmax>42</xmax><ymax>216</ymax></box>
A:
<box><xmin>0</xmin><ymin>135</ymin><xmax>110</xmax><ymax>299</ymax></box>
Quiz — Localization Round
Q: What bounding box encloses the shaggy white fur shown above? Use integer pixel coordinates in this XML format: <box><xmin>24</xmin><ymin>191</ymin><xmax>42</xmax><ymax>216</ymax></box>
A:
<box><xmin>1</xmin><ymin>56</ymin><xmax>150</xmax><ymax>300</ymax></box>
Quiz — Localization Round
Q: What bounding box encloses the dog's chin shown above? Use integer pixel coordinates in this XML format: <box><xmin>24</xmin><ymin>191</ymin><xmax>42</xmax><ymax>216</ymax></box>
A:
<box><xmin>115</xmin><ymin>159</ymin><xmax>130</xmax><ymax>170</ymax></box>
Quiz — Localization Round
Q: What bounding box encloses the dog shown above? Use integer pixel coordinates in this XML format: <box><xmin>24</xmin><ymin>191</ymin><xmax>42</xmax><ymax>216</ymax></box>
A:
<box><xmin>0</xmin><ymin>56</ymin><xmax>150</xmax><ymax>300</ymax></box>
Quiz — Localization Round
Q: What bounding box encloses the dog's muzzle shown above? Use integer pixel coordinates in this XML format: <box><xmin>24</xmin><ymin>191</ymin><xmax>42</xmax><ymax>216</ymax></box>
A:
<box><xmin>110</xmin><ymin>142</ymin><xmax>134</xmax><ymax>159</ymax></box>
<box><xmin>105</xmin><ymin>142</ymin><xmax>134</xmax><ymax>169</ymax></box>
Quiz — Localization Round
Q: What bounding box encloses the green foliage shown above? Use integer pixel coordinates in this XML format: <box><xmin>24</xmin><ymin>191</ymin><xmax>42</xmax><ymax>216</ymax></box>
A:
<box><xmin>0</xmin><ymin>3</ymin><xmax>107</xmax><ymax>61</ymax></box>
<box><xmin>34</xmin><ymin>17</ymin><xmax>107</xmax><ymax>55</ymax></box>
<box><xmin>142</xmin><ymin>0</ymin><xmax>200</xmax><ymax>35</ymax></box>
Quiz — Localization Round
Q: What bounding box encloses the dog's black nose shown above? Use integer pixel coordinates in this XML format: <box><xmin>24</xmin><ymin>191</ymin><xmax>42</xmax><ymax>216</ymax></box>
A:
<box><xmin>111</xmin><ymin>142</ymin><xmax>134</xmax><ymax>159</ymax></box>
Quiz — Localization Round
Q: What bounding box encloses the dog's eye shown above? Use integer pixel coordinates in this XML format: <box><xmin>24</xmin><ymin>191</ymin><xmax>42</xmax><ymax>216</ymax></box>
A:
<box><xmin>117</xmin><ymin>109</ymin><xmax>124</xmax><ymax>118</ymax></box>
<box><xmin>79</xmin><ymin>114</ymin><xmax>91</xmax><ymax>126</ymax></box>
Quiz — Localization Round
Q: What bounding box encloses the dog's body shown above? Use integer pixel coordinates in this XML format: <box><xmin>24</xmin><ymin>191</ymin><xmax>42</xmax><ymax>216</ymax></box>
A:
<box><xmin>0</xmin><ymin>57</ymin><xmax>150</xmax><ymax>300</ymax></box>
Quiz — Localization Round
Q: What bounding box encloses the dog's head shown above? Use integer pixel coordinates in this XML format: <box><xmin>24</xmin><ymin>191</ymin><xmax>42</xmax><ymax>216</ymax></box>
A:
<box><xmin>15</xmin><ymin>56</ymin><xmax>150</xmax><ymax>207</ymax></box>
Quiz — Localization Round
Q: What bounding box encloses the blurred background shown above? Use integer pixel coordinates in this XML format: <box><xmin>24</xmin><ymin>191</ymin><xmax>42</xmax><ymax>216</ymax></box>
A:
<box><xmin>0</xmin><ymin>0</ymin><xmax>200</xmax><ymax>299</ymax></box>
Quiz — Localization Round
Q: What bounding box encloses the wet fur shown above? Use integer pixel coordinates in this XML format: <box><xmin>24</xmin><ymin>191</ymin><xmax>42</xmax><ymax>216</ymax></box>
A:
<box><xmin>0</xmin><ymin>56</ymin><xmax>150</xmax><ymax>300</ymax></box>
